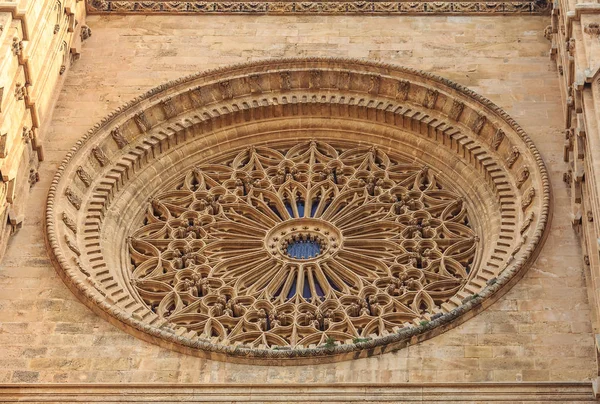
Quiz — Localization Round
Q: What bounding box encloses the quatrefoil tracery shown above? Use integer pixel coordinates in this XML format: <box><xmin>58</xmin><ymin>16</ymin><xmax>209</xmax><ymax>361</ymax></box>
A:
<box><xmin>129</xmin><ymin>140</ymin><xmax>477</xmax><ymax>348</ymax></box>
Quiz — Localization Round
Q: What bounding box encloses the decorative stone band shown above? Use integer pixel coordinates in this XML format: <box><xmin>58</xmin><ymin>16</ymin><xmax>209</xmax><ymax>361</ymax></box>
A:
<box><xmin>86</xmin><ymin>0</ymin><xmax>551</xmax><ymax>14</ymax></box>
<box><xmin>0</xmin><ymin>382</ymin><xmax>595</xmax><ymax>402</ymax></box>
<box><xmin>46</xmin><ymin>58</ymin><xmax>550</xmax><ymax>364</ymax></box>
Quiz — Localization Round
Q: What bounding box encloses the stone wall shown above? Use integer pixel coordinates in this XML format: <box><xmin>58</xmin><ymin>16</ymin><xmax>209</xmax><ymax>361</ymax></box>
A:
<box><xmin>0</xmin><ymin>13</ymin><xmax>596</xmax><ymax>387</ymax></box>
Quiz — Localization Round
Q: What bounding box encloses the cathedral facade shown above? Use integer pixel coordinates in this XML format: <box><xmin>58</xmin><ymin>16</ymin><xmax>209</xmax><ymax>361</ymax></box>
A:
<box><xmin>0</xmin><ymin>0</ymin><xmax>599</xmax><ymax>402</ymax></box>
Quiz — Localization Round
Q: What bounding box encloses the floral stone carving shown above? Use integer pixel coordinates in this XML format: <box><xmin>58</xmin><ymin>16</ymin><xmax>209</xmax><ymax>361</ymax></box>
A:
<box><xmin>46</xmin><ymin>58</ymin><xmax>550</xmax><ymax>364</ymax></box>
<box><xmin>130</xmin><ymin>142</ymin><xmax>477</xmax><ymax>347</ymax></box>
<box><xmin>86</xmin><ymin>0</ymin><xmax>551</xmax><ymax>15</ymax></box>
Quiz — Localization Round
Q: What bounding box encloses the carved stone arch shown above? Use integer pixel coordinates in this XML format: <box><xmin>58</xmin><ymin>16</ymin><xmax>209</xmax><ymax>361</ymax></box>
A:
<box><xmin>46</xmin><ymin>58</ymin><xmax>550</xmax><ymax>364</ymax></box>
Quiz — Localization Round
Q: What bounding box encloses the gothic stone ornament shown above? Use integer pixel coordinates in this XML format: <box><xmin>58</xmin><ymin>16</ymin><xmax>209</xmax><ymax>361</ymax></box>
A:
<box><xmin>189</xmin><ymin>87</ymin><xmax>203</xmax><ymax>107</ymax></box>
<box><xmin>134</xmin><ymin>111</ymin><xmax>151</xmax><ymax>132</ymax></box>
<box><xmin>585</xmin><ymin>23</ymin><xmax>600</xmax><ymax>37</ymax></box>
<box><xmin>92</xmin><ymin>147</ymin><xmax>109</xmax><ymax>166</ymax></box>
<box><xmin>62</xmin><ymin>212</ymin><xmax>78</xmax><ymax>234</ymax></box>
<box><xmin>76</xmin><ymin>166</ymin><xmax>93</xmax><ymax>187</ymax></box>
<box><xmin>85</xmin><ymin>0</ymin><xmax>551</xmax><ymax>15</ymax></box>
<box><xmin>219</xmin><ymin>81</ymin><xmax>233</xmax><ymax>99</ymax></box>
<box><xmin>81</xmin><ymin>25</ymin><xmax>92</xmax><ymax>41</ymax></box>
<box><xmin>65</xmin><ymin>187</ymin><xmax>81</xmax><ymax>210</ymax></box>
<box><xmin>396</xmin><ymin>80</ymin><xmax>410</xmax><ymax>101</ymax></box>
<box><xmin>368</xmin><ymin>75</ymin><xmax>381</xmax><ymax>95</ymax></box>
<box><xmin>280</xmin><ymin>71</ymin><xmax>292</xmax><ymax>91</ymax></box>
<box><xmin>111</xmin><ymin>128</ymin><xmax>129</xmax><ymax>149</ymax></box>
<box><xmin>22</xmin><ymin>127</ymin><xmax>33</xmax><ymax>143</ymax></box>
<box><xmin>162</xmin><ymin>97</ymin><xmax>178</xmax><ymax>118</ymax></box>
<box><xmin>491</xmin><ymin>129</ymin><xmax>505</xmax><ymax>151</ymax></box>
<box><xmin>129</xmin><ymin>142</ymin><xmax>477</xmax><ymax>348</ymax></box>
<box><xmin>46</xmin><ymin>58</ymin><xmax>550</xmax><ymax>364</ymax></box>
<box><xmin>448</xmin><ymin>100</ymin><xmax>464</xmax><ymax>121</ymax></box>
<box><xmin>506</xmin><ymin>146</ymin><xmax>520</xmax><ymax>168</ymax></box>
<box><xmin>29</xmin><ymin>169</ymin><xmax>40</xmax><ymax>187</ymax></box>
<box><xmin>247</xmin><ymin>75</ymin><xmax>263</xmax><ymax>94</ymax></box>
<box><xmin>422</xmin><ymin>88</ymin><xmax>439</xmax><ymax>109</ymax></box>
<box><xmin>14</xmin><ymin>83</ymin><xmax>26</xmax><ymax>101</ymax></box>
<box><xmin>471</xmin><ymin>113</ymin><xmax>487</xmax><ymax>135</ymax></box>
<box><xmin>12</xmin><ymin>37</ymin><xmax>23</xmax><ymax>56</ymax></box>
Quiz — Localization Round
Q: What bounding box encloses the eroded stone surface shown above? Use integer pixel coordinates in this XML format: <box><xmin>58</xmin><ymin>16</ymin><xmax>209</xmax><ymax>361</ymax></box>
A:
<box><xmin>0</xmin><ymin>14</ymin><xmax>594</xmax><ymax>383</ymax></box>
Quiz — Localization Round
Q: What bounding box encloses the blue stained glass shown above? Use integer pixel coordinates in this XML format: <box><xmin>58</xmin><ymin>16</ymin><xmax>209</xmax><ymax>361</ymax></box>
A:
<box><xmin>270</xmin><ymin>205</ymin><xmax>283</xmax><ymax>220</ymax></box>
<box><xmin>287</xmin><ymin>239</ymin><xmax>321</xmax><ymax>259</ymax></box>
<box><xmin>310</xmin><ymin>201</ymin><xmax>319</xmax><ymax>217</ymax></box>
<box><xmin>314</xmin><ymin>278</ymin><xmax>325</xmax><ymax>297</ymax></box>
<box><xmin>302</xmin><ymin>273</ymin><xmax>311</xmax><ymax>298</ymax></box>
<box><xmin>325</xmin><ymin>274</ymin><xmax>340</xmax><ymax>291</ymax></box>
<box><xmin>287</xmin><ymin>279</ymin><xmax>296</xmax><ymax>299</ymax></box>
<box><xmin>284</xmin><ymin>200</ymin><xmax>306</xmax><ymax>217</ymax></box>
<box><xmin>274</xmin><ymin>281</ymin><xmax>285</xmax><ymax>297</ymax></box>
<box><xmin>285</xmin><ymin>202</ymin><xmax>294</xmax><ymax>217</ymax></box>
<box><xmin>297</xmin><ymin>201</ymin><xmax>305</xmax><ymax>217</ymax></box>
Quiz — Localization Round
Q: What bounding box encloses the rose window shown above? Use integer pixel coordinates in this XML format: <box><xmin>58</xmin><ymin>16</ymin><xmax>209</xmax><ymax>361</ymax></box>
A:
<box><xmin>129</xmin><ymin>141</ymin><xmax>477</xmax><ymax>348</ymax></box>
<box><xmin>47</xmin><ymin>59</ymin><xmax>549</xmax><ymax>362</ymax></box>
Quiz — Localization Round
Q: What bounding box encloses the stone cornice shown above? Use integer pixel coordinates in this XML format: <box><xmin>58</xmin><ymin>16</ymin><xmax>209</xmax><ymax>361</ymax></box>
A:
<box><xmin>86</xmin><ymin>0</ymin><xmax>551</xmax><ymax>15</ymax></box>
<box><xmin>0</xmin><ymin>382</ymin><xmax>596</xmax><ymax>402</ymax></box>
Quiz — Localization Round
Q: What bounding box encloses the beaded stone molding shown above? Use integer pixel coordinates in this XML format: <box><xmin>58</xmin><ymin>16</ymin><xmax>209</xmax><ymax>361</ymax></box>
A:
<box><xmin>46</xmin><ymin>58</ymin><xmax>550</xmax><ymax>364</ymax></box>
<box><xmin>86</xmin><ymin>0</ymin><xmax>551</xmax><ymax>14</ymax></box>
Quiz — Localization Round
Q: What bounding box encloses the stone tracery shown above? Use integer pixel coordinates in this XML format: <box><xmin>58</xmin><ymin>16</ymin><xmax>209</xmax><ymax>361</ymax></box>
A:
<box><xmin>130</xmin><ymin>141</ymin><xmax>477</xmax><ymax>347</ymax></box>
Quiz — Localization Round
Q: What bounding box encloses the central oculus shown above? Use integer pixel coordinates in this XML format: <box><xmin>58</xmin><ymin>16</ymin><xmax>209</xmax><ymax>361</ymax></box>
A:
<box><xmin>287</xmin><ymin>239</ymin><xmax>321</xmax><ymax>259</ymax></box>
<box><xmin>266</xmin><ymin>218</ymin><xmax>342</xmax><ymax>264</ymax></box>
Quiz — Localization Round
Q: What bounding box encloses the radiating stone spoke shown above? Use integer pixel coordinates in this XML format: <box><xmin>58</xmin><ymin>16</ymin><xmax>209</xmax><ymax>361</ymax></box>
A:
<box><xmin>130</xmin><ymin>140</ymin><xmax>478</xmax><ymax>347</ymax></box>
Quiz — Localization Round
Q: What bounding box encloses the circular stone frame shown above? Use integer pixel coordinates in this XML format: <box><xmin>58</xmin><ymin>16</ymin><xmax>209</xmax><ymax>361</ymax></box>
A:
<box><xmin>46</xmin><ymin>58</ymin><xmax>551</xmax><ymax>364</ymax></box>
<box><xmin>266</xmin><ymin>218</ymin><xmax>343</xmax><ymax>262</ymax></box>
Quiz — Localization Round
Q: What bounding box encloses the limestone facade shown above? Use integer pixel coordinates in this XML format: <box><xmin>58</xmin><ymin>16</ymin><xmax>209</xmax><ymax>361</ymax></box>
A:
<box><xmin>0</xmin><ymin>3</ymin><xmax>599</xmax><ymax>404</ymax></box>
<box><xmin>549</xmin><ymin>0</ymin><xmax>600</xmax><ymax>386</ymax></box>
<box><xmin>0</xmin><ymin>0</ymin><xmax>86</xmax><ymax>257</ymax></box>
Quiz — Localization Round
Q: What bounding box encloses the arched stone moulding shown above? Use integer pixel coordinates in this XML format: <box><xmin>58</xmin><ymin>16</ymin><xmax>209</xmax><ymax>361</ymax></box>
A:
<box><xmin>46</xmin><ymin>58</ymin><xmax>550</xmax><ymax>364</ymax></box>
